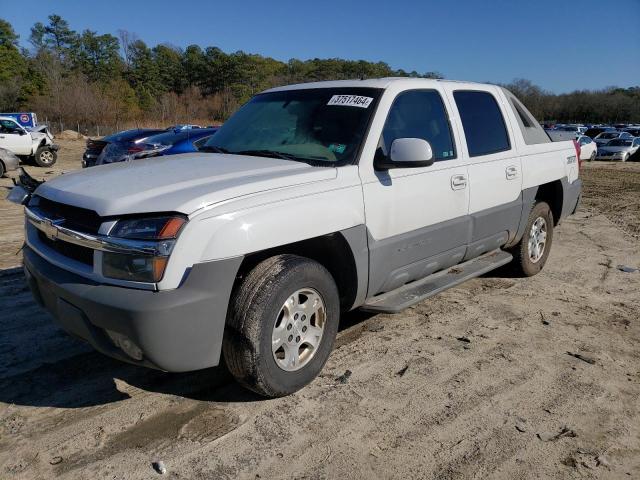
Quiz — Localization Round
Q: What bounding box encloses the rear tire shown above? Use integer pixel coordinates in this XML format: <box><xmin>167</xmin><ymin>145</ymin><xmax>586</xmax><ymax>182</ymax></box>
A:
<box><xmin>507</xmin><ymin>202</ymin><xmax>554</xmax><ymax>277</ymax></box>
<box><xmin>34</xmin><ymin>147</ymin><xmax>57</xmax><ymax>167</ymax></box>
<box><xmin>223</xmin><ymin>254</ymin><xmax>340</xmax><ymax>397</ymax></box>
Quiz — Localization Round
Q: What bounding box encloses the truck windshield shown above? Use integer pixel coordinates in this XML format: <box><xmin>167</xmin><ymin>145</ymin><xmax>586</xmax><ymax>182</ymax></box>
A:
<box><xmin>202</xmin><ymin>87</ymin><xmax>382</xmax><ymax>165</ymax></box>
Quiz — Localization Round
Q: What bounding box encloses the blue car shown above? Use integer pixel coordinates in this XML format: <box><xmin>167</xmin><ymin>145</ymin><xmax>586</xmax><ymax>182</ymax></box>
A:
<box><xmin>135</xmin><ymin>128</ymin><xmax>219</xmax><ymax>157</ymax></box>
<box><xmin>94</xmin><ymin>127</ymin><xmax>219</xmax><ymax>166</ymax></box>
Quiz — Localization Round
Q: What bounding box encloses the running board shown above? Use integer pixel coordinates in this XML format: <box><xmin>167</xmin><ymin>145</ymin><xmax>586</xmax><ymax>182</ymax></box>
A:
<box><xmin>361</xmin><ymin>250</ymin><xmax>513</xmax><ymax>314</ymax></box>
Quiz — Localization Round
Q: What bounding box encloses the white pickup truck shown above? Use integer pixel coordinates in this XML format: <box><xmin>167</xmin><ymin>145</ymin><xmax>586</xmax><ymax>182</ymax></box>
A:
<box><xmin>0</xmin><ymin>116</ymin><xmax>58</xmax><ymax>167</ymax></box>
<box><xmin>16</xmin><ymin>78</ymin><xmax>581</xmax><ymax>397</ymax></box>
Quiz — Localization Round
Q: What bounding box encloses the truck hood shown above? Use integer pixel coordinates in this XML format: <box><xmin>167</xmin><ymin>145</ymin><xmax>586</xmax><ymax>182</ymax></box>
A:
<box><xmin>35</xmin><ymin>153</ymin><xmax>337</xmax><ymax>216</ymax></box>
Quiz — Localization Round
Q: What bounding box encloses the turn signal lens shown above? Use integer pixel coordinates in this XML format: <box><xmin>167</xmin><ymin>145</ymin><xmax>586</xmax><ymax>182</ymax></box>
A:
<box><xmin>158</xmin><ymin>217</ymin><xmax>186</xmax><ymax>239</ymax></box>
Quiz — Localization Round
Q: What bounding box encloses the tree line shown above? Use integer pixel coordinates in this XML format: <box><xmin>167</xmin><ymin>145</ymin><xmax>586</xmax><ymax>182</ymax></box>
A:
<box><xmin>0</xmin><ymin>14</ymin><xmax>638</xmax><ymax>133</ymax></box>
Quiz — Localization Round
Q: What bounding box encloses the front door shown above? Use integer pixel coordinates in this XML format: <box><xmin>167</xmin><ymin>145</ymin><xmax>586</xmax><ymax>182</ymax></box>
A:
<box><xmin>361</xmin><ymin>89</ymin><xmax>470</xmax><ymax>296</ymax></box>
<box><xmin>0</xmin><ymin>119</ymin><xmax>31</xmax><ymax>155</ymax></box>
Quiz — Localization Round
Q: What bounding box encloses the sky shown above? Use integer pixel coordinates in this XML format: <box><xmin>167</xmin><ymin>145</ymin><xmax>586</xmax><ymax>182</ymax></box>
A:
<box><xmin>1</xmin><ymin>0</ymin><xmax>639</xmax><ymax>93</ymax></box>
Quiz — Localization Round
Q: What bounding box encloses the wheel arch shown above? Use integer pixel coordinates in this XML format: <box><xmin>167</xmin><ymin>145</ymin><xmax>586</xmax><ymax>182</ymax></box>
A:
<box><xmin>507</xmin><ymin>178</ymin><xmax>565</xmax><ymax>248</ymax></box>
<box><xmin>534</xmin><ymin>179</ymin><xmax>564</xmax><ymax>226</ymax></box>
<box><xmin>235</xmin><ymin>226</ymin><xmax>368</xmax><ymax>312</ymax></box>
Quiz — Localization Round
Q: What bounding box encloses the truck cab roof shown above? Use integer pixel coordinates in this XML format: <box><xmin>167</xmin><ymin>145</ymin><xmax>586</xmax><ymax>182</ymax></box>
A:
<box><xmin>264</xmin><ymin>77</ymin><xmax>485</xmax><ymax>93</ymax></box>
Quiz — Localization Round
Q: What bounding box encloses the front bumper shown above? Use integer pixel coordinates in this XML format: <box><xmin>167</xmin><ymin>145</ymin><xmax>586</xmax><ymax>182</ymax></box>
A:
<box><xmin>596</xmin><ymin>154</ymin><xmax>624</xmax><ymax>161</ymax></box>
<box><xmin>23</xmin><ymin>246</ymin><xmax>242</xmax><ymax>372</ymax></box>
<box><xmin>82</xmin><ymin>152</ymin><xmax>98</xmax><ymax>168</ymax></box>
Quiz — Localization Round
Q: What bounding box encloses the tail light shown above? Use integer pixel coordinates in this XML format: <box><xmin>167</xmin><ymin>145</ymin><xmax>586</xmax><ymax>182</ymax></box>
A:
<box><xmin>127</xmin><ymin>145</ymin><xmax>145</xmax><ymax>153</ymax></box>
<box><xmin>572</xmin><ymin>139</ymin><xmax>582</xmax><ymax>172</ymax></box>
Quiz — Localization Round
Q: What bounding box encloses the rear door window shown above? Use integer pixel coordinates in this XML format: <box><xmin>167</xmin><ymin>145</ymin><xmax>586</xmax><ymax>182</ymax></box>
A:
<box><xmin>379</xmin><ymin>89</ymin><xmax>456</xmax><ymax>161</ymax></box>
<box><xmin>453</xmin><ymin>90</ymin><xmax>511</xmax><ymax>156</ymax></box>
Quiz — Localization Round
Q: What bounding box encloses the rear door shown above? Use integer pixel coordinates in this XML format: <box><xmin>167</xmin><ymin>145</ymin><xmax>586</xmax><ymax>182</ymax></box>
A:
<box><xmin>360</xmin><ymin>88</ymin><xmax>470</xmax><ymax>295</ymax></box>
<box><xmin>443</xmin><ymin>87</ymin><xmax>523</xmax><ymax>260</ymax></box>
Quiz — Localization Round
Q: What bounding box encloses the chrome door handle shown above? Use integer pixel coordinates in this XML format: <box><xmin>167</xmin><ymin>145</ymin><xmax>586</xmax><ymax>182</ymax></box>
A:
<box><xmin>505</xmin><ymin>165</ymin><xmax>518</xmax><ymax>180</ymax></box>
<box><xmin>451</xmin><ymin>174</ymin><xmax>467</xmax><ymax>190</ymax></box>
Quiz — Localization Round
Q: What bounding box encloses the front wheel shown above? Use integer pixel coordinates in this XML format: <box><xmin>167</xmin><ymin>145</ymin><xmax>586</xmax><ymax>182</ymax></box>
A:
<box><xmin>507</xmin><ymin>201</ymin><xmax>554</xmax><ymax>277</ymax></box>
<box><xmin>223</xmin><ymin>254</ymin><xmax>340</xmax><ymax>397</ymax></box>
<box><xmin>34</xmin><ymin>146</ymin><xmax>57</xmax><ymax>167</ymax></box>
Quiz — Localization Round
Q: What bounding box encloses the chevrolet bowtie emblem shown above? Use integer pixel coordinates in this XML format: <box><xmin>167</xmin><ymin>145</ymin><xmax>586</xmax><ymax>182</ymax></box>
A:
<box><xmin>42</xmin><ymin>218</ymin><xmax>62</xmax><ymax>240</ymax></box>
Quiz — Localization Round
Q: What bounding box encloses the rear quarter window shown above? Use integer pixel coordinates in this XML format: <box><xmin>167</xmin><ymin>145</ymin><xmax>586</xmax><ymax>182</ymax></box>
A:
<box><xmin>453</xmin><ymin>90</ymin><xmax>511</xmax><ymax>156</ymax></box>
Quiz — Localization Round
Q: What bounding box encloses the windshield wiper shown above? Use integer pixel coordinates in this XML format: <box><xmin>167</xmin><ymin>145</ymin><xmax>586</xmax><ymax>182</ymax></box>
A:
<box><xmin>199</xmin><ymin>145</ymin><xmax>230</xmax><ymax>154</ymax></box>
<box><xmin>233</xmin><ymin>149</ymin><xmax>301</xmax><ymax>161</ymax></box>
<box><xmin>233</xmin><ymin>149</ymin><xmax>333</xmax><ymax>167</ymax></box>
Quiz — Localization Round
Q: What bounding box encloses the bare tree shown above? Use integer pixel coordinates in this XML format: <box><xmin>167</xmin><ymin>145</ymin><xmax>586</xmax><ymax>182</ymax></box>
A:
<box><xmin>117</xmin><ymin>29</ymin><xmax>138</xmax><ymax>68</ymax></box>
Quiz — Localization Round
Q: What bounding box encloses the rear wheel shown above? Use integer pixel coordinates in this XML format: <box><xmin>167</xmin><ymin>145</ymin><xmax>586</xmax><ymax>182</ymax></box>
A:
<box><xmin>507</xmin><ymin>202</ymin><xmax>554</xmax><ymax>277</ymax></box>
<box><xmin>34</xmin><ymin>146</ymin><xmax>57</xmax><ymax>167</ymax></box>
<box><xmin>223</xmin><ymin>254</ymin><xmax>340</xmax><ymax>397</ymax></box>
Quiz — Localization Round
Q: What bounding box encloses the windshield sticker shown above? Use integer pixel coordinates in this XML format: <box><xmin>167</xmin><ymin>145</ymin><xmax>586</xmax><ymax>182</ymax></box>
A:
<box><xmin>328</xmin><ymin>143</ymin><xmax>346</xmax><ymax>154</ymax></box>
<box><xmin>327</xmin><ymin>95</ymin><xmax>373</xmax><ymax>108</ymax></box>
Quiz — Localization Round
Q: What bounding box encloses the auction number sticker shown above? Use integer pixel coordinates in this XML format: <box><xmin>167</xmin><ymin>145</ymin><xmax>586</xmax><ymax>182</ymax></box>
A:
<box><xmin>327</xmin><ymin>95</ymin><xmax>373</xmax><ymax>108</ymax></box>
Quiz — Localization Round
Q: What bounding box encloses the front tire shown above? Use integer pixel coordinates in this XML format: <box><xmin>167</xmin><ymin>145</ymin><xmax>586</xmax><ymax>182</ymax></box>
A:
<box><xmin>0</xmin><ymin>161</ymin><xmax>5</xmax><ymax>178</ymax></box>
<box><xmin>34</xmin><ymin>146</ymin><xmax>57</xmax><ymax>167</ymax></box>
<box><xmin>223</xmin><ymin>254</ymin><xmax>340</xmax><ymax>397</ymax></box>
<box><xmin>507</xmin><ymin>202</ymin><xmax>554</xmax><ymax>277</ymax></box>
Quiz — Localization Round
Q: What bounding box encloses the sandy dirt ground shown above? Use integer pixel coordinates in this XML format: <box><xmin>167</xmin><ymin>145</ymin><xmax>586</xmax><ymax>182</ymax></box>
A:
<box><xmin>0</xmin><ymin>143</ymin><xmax>639</xmax><ymax>479</ymax></box>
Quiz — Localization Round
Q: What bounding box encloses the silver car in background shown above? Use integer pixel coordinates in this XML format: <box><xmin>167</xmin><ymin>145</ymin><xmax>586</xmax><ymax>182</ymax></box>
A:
<box><xmin>0</xmin><ymin>146</ymin><xmax>20</xmax><ymax>177</ymax></box>
<box><xmin>593</xmin><ymin>131</ymin><xmax>633</xmax><ymax>147</ymax></box>
<box><xmin>596</xmin><ymin>137</ymin><xmax>640</xmax><ymax>162</ymax></box>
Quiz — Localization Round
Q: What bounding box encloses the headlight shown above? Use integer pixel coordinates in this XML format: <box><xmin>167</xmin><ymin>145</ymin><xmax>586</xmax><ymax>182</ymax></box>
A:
<box><xmin>109</xmin><ymin>215</ymin><xmax>186</xmax><ymax>240</ymax></box>
<box><xmin>103</xmin><ymin>215</ymin><xmax>186</xmax><ymax>282</ymax></box>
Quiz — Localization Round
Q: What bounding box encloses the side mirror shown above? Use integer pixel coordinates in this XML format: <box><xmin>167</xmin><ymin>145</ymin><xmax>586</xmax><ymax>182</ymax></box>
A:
<box><xmin>376</xmin><ymin>138</ymin><xmax>434</xmax><ymax>170</ymax></box>
<box><xmin>17</xmin><ymin>129</ymin><xmax>26</xmax><ymax>135</ymax></box>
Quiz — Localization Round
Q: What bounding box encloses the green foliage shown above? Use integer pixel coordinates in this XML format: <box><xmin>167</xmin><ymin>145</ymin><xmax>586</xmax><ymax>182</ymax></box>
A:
<box><xmin>73</xmin><ymin>30</ymin><xmax>122</xmax><ymax>82</ymax></box>
<box><xmin>29</xmin><ymin>14</ymin><xmax>78</xmax><ymax>63</ymax></box>
<box><xmin>0</xmin><ymin>15</ymin><xmax>636</xmax><ymax>127</ymax></box>
<box><xmin>0</xmin><ymin>18</ymin><xmax>19</xmax><ymax>48</ymax></box>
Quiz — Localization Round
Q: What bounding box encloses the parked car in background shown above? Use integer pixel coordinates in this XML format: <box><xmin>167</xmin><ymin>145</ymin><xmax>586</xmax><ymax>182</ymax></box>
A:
<box><xmin>622</xmin><ymin>127</ymin><xmax>640</xmax><ymax>137</ymax></box>
<box><xmin>82</xmin><ymin>128</ymin><xmax>167</xmax><ymax>168</ymax></box>
<box><xmin>555</xmin><ymin>125</ymin><xmax>586</xmax><ymax>135</ymax></box>
<box><xmin>593</xmin><ymin>131</ymin><xmax>632</xmax><ymax>147</ymax></box>
<box><xmin>87</xmin><ymin>127</ymin><xmax>219</xmax><ymax>167</ymax></box>
<box><xmin>577</xmin><ymin>135</ymin><xmax>597</xmax><ymax>161</ymax></box>
<box><xmin>596</xmin><ymin>137</ymin><xmax>640</xmax><ymax>162</ymax></box>
<box><xmin>167</xmin><ymin>124</ymin><xmax>202</xmax><ymax>131</ymax></box>
<box><xmin>129</xmin><ymin>127</ymin><xmax>219</xmax><ymax>160</ymax></box>
<box><xmin>584</xmin><ymin>127</ymin><xmax>615</xmax><ymax>139</ymax></box>
<box><xmin>0</xmin><ymin>116</ymin><xmax>59</xmax><ymax>167</ymax></box>
<box><xmin>0</xmin><ymin>146</ymin><xmax>20</xmax><ymax>177</ymax></box>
